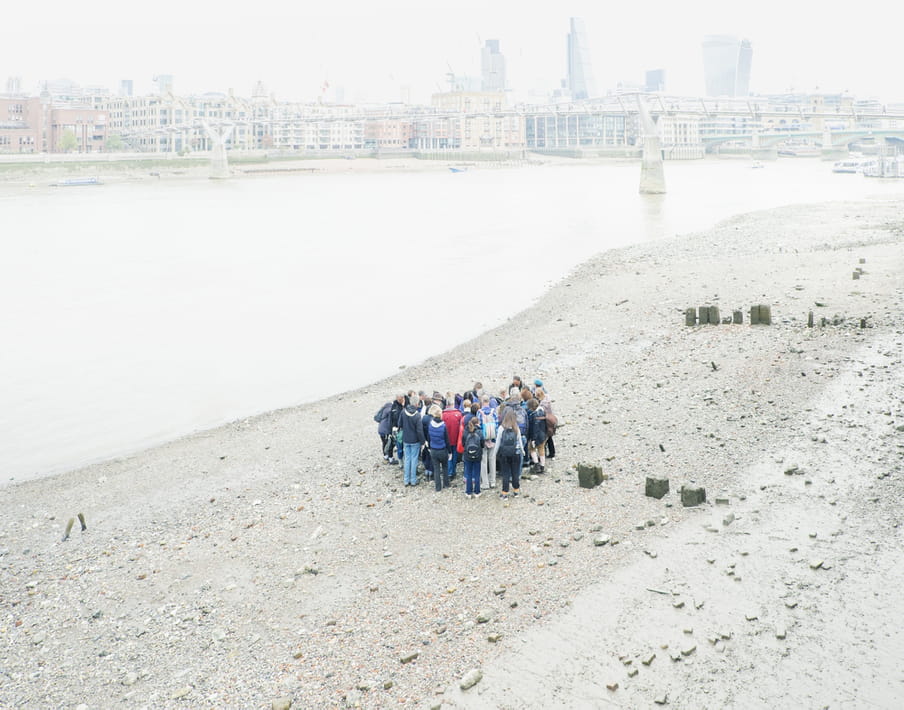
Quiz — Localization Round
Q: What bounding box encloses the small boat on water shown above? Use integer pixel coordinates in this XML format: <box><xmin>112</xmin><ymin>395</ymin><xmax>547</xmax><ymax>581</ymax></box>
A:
<box><xmin>832</xmin><ymin>158</ymin><xmax>874</xmax><ymax>174</ymax></box>
<box><xmin>862</xmin><ymin>155</ymin><xmax>904</xmax><ymax>178</ymax></box>
<box><xmin>448</xmin><ymin>167</ymin><xmax>467</xmax><ymax>174</ymax></box>
<box><xmin>51</xmin><ymin>177</ymin><xmax>103</xmax><ymax>187</ymax></box>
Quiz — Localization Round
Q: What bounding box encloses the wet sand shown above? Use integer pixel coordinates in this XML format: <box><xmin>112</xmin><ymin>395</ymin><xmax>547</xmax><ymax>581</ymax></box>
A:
<box><xmin>1</xmin><ymin>198</ymin><xmax>902</xmax><ymax>708</ymax></box>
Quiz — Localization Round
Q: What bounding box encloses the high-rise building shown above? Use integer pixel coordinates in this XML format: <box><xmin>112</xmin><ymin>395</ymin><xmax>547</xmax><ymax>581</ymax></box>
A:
<box><xmin>5</xmin><ymin>76</ymin><xmax>22</xmax><ymax>95</ymax></box>
<box><xmin>120</xmin><ymin>80</ymin><xmax>133</xmax><ymax>97</ymax></box>
<box><xmin>154</xmin><ymin>74</ymin><xmax>174</xmax><ymax>95</ymax></box>
<box><xmin>567</xmin><ymin>17</ymin><xmax>597</xmax><ymax>100</ymax></box>
<box><xmin>645</xmin><ymin>69</ymin><xmax>666</xmax><ymax>93</ymax></box>
<box><xmin>481</xmin><ymin>39</ymin><xmax>506</xmax><ymax>92</ymax></box>
<box><xmin>702</xmin><ymin>35</ymin><xmax>752</xmax><ymax>97</ymax></box>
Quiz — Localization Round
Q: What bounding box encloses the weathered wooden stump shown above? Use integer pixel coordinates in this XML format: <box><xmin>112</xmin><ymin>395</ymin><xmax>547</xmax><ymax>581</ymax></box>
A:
<box><xmin>577</xmin><ymin>464</ymin><xmax>604</xmax><ymax>489</ymax></box>
<box><xmin>808</xmin><ymin>311</ymin><xmax>814</xmax><ymax>328</ymax></box>
<box><xmin>680</xmin><ymin>486</ymin><xmax>706</xmax><ymax>507</ymax></box>
<box><xmin>758</xmin><ymin>304</ymin><xmax>771</xmax><ymax>325</ymax></box>
<box><xmin>853</xmin><ymin>271</ymin><xmax>860</xmax><ymax>280</ymax></box>
<box><xmin>685</xmin><ymin>308</ymin><xmax>697</xmax><ymax>326</ymax></box>
<box><xmin>749</xmin><ymin>305</ymin><xmax>760</xmax><ymax>325</ymax></box>
<box><xmin>698</xmin><ymin>306</ymin><xmax>710</xmax><ymax>325</ymax></box>
<box><xmin>708</xmin><ymin>306</ymin><xmax>720</xmax><ymax>325</ymax></box>
<box><xmin>732</xmin><ymin>310</ymin><xmax>743</xmax><ymax>324</ymax></box>
<box><xmin>645</xmin><ymin>476</ymin><xmax>670</xmax><ymax>499</ymax></box>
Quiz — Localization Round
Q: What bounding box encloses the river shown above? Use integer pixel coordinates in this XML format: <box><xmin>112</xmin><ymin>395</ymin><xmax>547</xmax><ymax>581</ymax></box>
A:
<box><xmin>1</xmin><ymin>158</ymin><xmax>901</xmax><ymax>482</ymax></box>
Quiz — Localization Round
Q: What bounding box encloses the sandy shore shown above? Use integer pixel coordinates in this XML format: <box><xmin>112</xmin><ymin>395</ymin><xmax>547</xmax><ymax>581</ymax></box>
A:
<box><xmin>1</xmin><ymin>198</ymin><xmax>902</xmax><ymax>709</ymax></box>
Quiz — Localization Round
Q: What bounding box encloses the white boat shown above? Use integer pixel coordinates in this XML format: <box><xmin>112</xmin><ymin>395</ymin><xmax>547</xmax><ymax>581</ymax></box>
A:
<box><xmin>832</xmin><ymin>158</ymin><xmax>874</xmax><ymax>174</ymax></box>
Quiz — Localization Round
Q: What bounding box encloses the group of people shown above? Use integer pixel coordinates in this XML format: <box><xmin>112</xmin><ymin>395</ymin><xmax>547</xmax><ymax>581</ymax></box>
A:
<box><xmin>373</xmin><ymin>376</ymin><xmax>558</xmax><ymax>500</ymax></box>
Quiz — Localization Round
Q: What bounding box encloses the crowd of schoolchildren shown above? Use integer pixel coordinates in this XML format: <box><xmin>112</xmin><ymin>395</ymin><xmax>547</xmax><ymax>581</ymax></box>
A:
<box><xmin>374</xmin><ymin>376</ymin><xmax>558</xmax><ymax>500</ymax></box>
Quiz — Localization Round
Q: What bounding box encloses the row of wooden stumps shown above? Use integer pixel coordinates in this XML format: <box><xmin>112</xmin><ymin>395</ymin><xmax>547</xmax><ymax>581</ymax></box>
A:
<box><xmin>685</xmin><ymin>304</ymin><xmax>772</xmax><ymax>326</ymax></box>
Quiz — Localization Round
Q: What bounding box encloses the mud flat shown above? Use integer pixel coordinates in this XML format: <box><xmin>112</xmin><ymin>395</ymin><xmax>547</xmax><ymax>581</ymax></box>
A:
<box><xmin>1</xmin><ymin>199</ymin><xmax>902</xmax><ymax>708</ymax></box>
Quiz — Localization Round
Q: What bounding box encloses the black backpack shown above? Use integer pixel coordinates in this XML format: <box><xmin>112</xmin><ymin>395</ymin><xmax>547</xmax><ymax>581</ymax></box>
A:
<box><xmin>464</xmin><ymin>431</ymin><xmax>482</xmax><ymax>461</ymax></box>
<box><xmin>497</xmin><ymin>428</ymin><xmax>518</xmax><ymax>457</ymax></box>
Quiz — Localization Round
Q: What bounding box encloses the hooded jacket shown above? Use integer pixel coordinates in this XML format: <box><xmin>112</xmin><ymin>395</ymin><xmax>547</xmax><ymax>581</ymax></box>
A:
<box><xmin>399</xmin><ymin>405</ymin><xmax>425</xmax><ymax>445</ymax></box>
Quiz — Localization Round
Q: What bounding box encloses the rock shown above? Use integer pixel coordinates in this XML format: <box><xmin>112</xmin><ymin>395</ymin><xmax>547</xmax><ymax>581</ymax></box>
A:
<box><xmin>460</xmin><ymin>668</ymin><xmax>483</xmax><ymax>690</ymax></box>
<box><xmin>685</xmin><ymin>308</ymin><xmax>697</xmax><ymax>326</ymax></box>
<box><xmin>776</xmin><ymin>626</ymin><xmax>787</xmax><ymax>640</ymax></box>
<box><xmin>383</xmin><ymin>680</ymin><xmax>394</xmax><ymax>690</ymax></box>
<box><xmin>680</xmin><ymin>486</ymin><xmax>706</xmax><ymax>507</ymax></box>
<box><xmin>593</xmin><ymin>535</ymin><xmax>611</xmax><ymax>546</ymax></box>
<box><xmin>577</xmin><ymin>464</ymin><xmax>604</xmax><ymax>489</ymax></box>
<box><xmin>642</xmin><ymin>653</ymin><xmax>656</xmax><ymax>666</ymax></box>
<box><xmin>809</xmin><ymin>560</ymin><xmax>824</xmax><ymax>570</ymax></box>
<box><xmin>645</xmin><ymin>476</ymin><xmax>669</xmax><ymax>499</ymax></box>
<box><xmin>476</xmin><ymin>610</ymin><xmax>493</xmax><ymax>623</ymax></box>
<box><xmin>722</xmin><ymin>513</ymin><xmax>735</xmax><ymax>526</ymax></box>
<box><xmin>606</xmin><ymin>681</ymin><xmax>619</xmax><ymax>691</ymax></box>
<box><xmin>271</xmin><ymin>698</ymin><xmax>293</xmax><ymax>710</ymax></box>
<box><xmin>654</xmin><ymin>694</ymin><xmax>669</xmax><ymax>705</ymax></box>
<box><xmin>487</xmin><ymin>633</ymin><xmax>503</xmax><ymax>643</ymax></box>
<box><xmin>681</xmin><ymin>644</ymin><xmax>696</xmax><ymax>656</ymax></box>
<box><xmin>400</xmin><ymin>651</ymin><xmax>419</xmax><ymax>664</ymax></box>
<box><xmin>673</xmin><ymin>600</ymin><xmax>685</xmax><ymax>609</ymax></box>
<box><xmin>745</xmin><ymin>612</ymin><xmax>758</xmax><ymax>621</ymax></box>
<box><xmin>122</xmin><ymin>672</ymin><xmax>139</xmax><ymax>687</ymax></box>
<box><xmin>170</xmin><ymin>687</ymin><xmax>192</xmax><ymax>700</ymax></box>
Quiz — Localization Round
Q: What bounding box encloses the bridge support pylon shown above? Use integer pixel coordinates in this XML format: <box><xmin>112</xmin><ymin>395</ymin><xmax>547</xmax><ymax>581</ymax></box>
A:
<box><xmin>637</xmin><ymin>96</ymin><xmax>665</xmax><ymax>194</ymax></box>
<box><xmin>202</xmin><ymin>122</ymin><xmax>234</xmax><ymax>179</ymax></box>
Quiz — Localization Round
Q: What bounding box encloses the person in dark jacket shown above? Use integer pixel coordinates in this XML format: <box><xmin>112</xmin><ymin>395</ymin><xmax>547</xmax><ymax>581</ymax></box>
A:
<box><xmin>425</xmin><ymin>404</ymin><xmax>450</xmax><ymax>491</ymax></box>
<box><xmin>377</xmin><ymin>400</ymin><xmax>394</xmax><ymax>461</ymax></box>
<box><xmin>399</xmin><ymin>399</ymin><xmax>425</xmax><ymax>486</ymax></box>
<box><xmin>527</xmin><ymin>398</ymin><xmax>548</xmax><ymax>473</ymax></box>
<box><xmin>386</xmin><ymin>393</ymin><xmax>405</xmax><ymax>464</ymax></box>
<box><xmin>460</xmin><ymin>417</ymin><xmax>485</xmax><ymax>498</ymax></box>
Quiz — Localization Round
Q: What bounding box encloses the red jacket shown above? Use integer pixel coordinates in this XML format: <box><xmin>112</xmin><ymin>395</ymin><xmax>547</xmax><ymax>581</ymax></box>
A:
<box><xmin>442</xmin><ymin>408</ymin><xmax>463</xmax><ymax>451</ymax></box>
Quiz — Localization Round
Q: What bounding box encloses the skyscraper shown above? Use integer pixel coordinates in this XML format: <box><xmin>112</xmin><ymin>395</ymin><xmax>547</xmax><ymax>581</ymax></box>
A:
<box><xmin>567</xmin><ymin>18</ymin><xmax>597</xmax><ymax>100</ymax></box>
<box><xmin>702</xmin><ymin>35</ymin><xmax>753</xmax><ymax>97</ymax></box>
<box><xmin>481</xmin><ymin>40</ymin><xmax>506</xmax><ymax>92</ymax></box>
<box><xmin>645</xmin><ymin>69</ymin><xmax>666</xmax><ymax>93</ymax></box>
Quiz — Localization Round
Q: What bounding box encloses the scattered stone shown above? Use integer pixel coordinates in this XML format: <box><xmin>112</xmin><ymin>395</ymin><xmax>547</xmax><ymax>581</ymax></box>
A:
<box><xmin>383</xmin><ymin>680</ymin><xmax>393</xmax><ymax>690</ymax></box>
<box><xmin>122</xmin><ymin>672</ymin><xmax>138</xmax><ymax>687</ymax></box>
<box><xmin>459</xmin><ymin>668</ymin><xmax>483</xmax><ymax>690</ymax></box>
<box><xmin>809</xmin><ymin>560</ymin><xmax>824</xmax><ymax>570</ymax></box>
<box><xmin>170</xmin><ymin>687</ymin><xmax>192</xmax><ymax>700</ymax></box>
<box><xmin>670</xmin><ymin>651</ymin><xmax>682</xmax><ymax>662</ymax></box>
<box><xmin>577</xmin><ymin>464</ymin><xmax>605</xmax><ymax>489</ymax></box>
<box><xmin>642</xmin><ymin>653</ymin><xmax>656</xmax><ymax>666</ymax></box>
<box><xmin>694</xmin><ymin>600</ymin><xmax>704</xmax><ymax>610</ymax></box>
<box><xmin>681</xmin><ymin>644</ymin><xmax>696</xmax><ymax>657</ymax></box>
<box><xmin>673</xmin><ymin>600</ymin><xmax>685</xmax><ymax>609</ymax></box>
<box><xmin>493</xmin><ymin>586</ymin><xmax>506</xmax><ymax>596</ymax></box>
<box><xmin>680</xmin><ymin>486</ymin><xmax>706</xmax><ymax>507</ymax></box>
<box><xmin>476</xmin><ymin>610</ymin><xmax>493</xmax><ymax>624</ymax></box>
<box><xmin>593</xmin><ymin>535</ymin><xmax>611</xmax><ymax>546</ymax></box>
<box><xmin>400</xmin><ymin>651</ymin><xmax>419</xmax><ymax>664</ymax></box>
<box><xmin>683</xmin><ymin>628</ymin><xmax>694</xmax><ymax>635</ymax></box>
<box><xmin>722</xmin><ymin>513</ymin><xmax>735</xmax><ymax>526</ymax></box>
<box><xmin>715</xmin><ymin>497</ymin><xmax>730</xmax><ymax>506</ymax></box>
<box><xmin>271</xmin><ymin>698</ymin><xmax>293</xmax><ymax>710</ymax></box>
<box><xmin>785</xmin><ymin>600</ymin><xmax>798</xmax><ymax>609</ymax></box>
<box><xmin>776</xmin><ymin>626</ymin><xmax>787</xmax><ymax>640</ymax></box>
<box><xmin>745</xmin><ymin>612</ymin><xmax>759</xmax><ymax>621</ymax></box>
<box><xmin>645</xmin><ymin>476</ymin><xmax>670</xmax><ymax>499</ymax></box>
<box><xmin>606</xmin><ymin>681</ymin><xmax>619</xmax><ymax>691</ymax></box>
<box><xmin>654</xmin><ymin>694</ymin><xmax>669</xmax><ymax>705</ymax></box>
<box><xmin>628</xmin><ymin>668</ymin><xmax>639</xmax><ymax>678</ymax></box>
<box><xmin>487</xmin><ymin>633</ymin><xmax>503</xmax><ymax>643</ymax></box>
<box><xmin>784</xmin><ymin>465</ymin><xmax>802</xmax><ymax>476</ymax></box>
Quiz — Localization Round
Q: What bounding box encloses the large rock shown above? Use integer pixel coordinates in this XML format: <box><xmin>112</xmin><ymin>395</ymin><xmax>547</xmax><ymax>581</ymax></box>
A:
<box><xmin>577</xmin><ymin>464</ymin><xmax>604</xmax><ymax>489</ymax></box>
<box><xmin>460</xmin><ymin>668</ymin><xmax>483</xmax><ymax>690</ymax></box>
<box><xmin>680</xmin><ymin>486</ymin><xmax>706</xmax><ymax>507</ymax></box>
<box><xmin>645</xmin><ymin>476</ymin><xmax>669</xmax><ymax>499</ymax></box>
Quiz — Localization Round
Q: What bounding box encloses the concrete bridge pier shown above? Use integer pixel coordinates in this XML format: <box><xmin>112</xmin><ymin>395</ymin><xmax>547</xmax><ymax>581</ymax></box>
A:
<box><xmin>202</xmin><ymin>122</ymin><xmax>234</xmax><ymax>179</ymax></box>
<box><xmin>637</xmin><ymin>96</ymin><xmax>665</xmax><ymax>194</ymax></box>
<box><xmin>750</xmin><ymin>128</ymin><xmax>777</xmax><ymax>161</ymax></box>
<box><xmin>820</xmin><ymin>128</ymin><xmax>848</xmax><ymax>161</ymax></box>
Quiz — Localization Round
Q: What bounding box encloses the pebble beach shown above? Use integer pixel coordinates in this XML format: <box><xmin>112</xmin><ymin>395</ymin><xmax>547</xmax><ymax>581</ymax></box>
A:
<box><xmin>2</xmin><ymin>198</ymin><xmax>902</xmax><ymax>709</ymax></box>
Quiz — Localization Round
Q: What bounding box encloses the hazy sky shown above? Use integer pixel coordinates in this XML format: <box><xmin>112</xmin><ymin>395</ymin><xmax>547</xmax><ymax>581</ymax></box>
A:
<box><xmin>4</xmin><ymin>1</ymin><xmax>902</xmax><ymax>103</ymax></box>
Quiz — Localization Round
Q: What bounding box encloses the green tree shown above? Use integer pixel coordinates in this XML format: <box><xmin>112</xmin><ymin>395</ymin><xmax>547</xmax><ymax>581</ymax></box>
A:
<box><xmin>105</xmin><ymin>133</ymin><xmax>125</xmax><ymax>152</ymax></box>
<box><xmin>59</xmin><ymin>129</ymin><xmax>78</xmax><ymax>153</ymax></box>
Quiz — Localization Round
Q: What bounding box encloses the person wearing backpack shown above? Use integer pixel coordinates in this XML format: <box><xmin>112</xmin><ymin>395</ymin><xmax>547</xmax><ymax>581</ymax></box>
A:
<box><xmin>461</xmin><ymin>417</ymin><xmax>485</xmax><ymax>498</ymax></box>
<box><xmin>426</xmin><ymin>404</ymin><xmax>451</xmax><ymax>492</ymax></box>
<box><xmin>375</xmin><ymin>400</ymin><xmax>394</xmax><ymax>462</ymax></box>
<box><xmin>527</xmin><ymin>398</ymin><xmax>548</xmax><ymax>473</ymax></box>
<box><xmin>478</xmin><ymin>395</ymin><xmax>499</xmax><ymax>489</ymax></box>
<box><xmin>399</xmin><ymin>396</ymin><xmax>426</xmax><ymax>486</ymax></box>
<box><xmin>496</xmin><ymin>409</ymin><xmax>524</xmax><ymax>499</ymax></box>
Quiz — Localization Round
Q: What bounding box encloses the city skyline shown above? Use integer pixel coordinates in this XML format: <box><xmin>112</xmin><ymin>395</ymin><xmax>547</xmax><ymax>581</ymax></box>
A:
<box><xmin>3</xmin><ymin>1</ymin><xmax>903</xmax><ymax>104</ymax></box>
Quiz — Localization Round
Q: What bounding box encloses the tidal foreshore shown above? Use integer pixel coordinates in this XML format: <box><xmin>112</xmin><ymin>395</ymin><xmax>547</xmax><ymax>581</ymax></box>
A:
<box><xmin>1</xmin><ymin>198</ymin><xmax>902</xmax><ymax>708</ymax></box>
